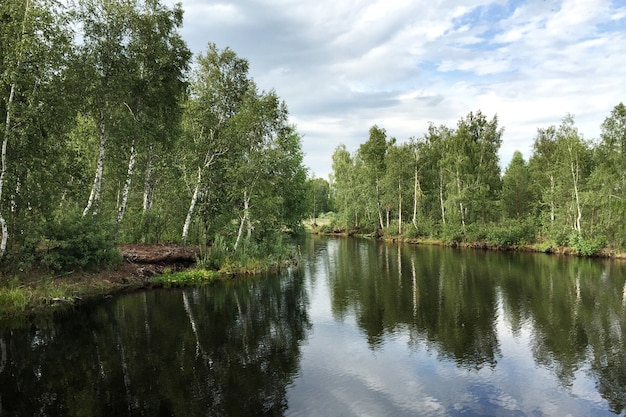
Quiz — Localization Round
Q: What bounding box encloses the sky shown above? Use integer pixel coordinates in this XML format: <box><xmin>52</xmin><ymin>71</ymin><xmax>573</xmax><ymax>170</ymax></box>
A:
<box><xmin>172</xmin><ymin>0</ymin><xmax>626</xmax><ymax>180</ymax></box>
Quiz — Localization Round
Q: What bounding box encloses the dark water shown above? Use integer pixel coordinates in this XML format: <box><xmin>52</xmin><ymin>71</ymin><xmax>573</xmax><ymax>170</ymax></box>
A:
<box><xmin>1</xmin><ymin>237</ymin><xmax>625</xmax><ymax>416</ymax></box>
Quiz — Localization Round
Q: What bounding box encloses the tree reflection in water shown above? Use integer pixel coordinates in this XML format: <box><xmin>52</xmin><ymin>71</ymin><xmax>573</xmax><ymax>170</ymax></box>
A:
<box><xmin>323</xmin><ymin>237</ymin><xmax>626</xmax><ymax>414</ymax></box>
<box><xmin>0</xmin><ymin>269</ymin><xmax>310</xmax><ymax>416</ymax></box>
<box><xmin>1</xmin><ymin>237</ymin><xmax>625</xmax><ymax>416</ymax></box>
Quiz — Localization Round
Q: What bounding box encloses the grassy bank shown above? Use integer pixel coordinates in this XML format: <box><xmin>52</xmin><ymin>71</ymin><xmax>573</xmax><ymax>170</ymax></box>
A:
<box><xmin>0</xmin><ymin>238</ymin><xmax>301</xmax><ymax>322</ymax></box>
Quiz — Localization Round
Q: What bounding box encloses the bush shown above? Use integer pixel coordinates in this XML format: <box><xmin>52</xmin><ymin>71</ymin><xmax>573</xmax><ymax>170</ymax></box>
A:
<box><xmin>486</xmin><ymin>218</ymin><xmax>537</xmax><ymax>246</ymax></box>
<box><xmin>569</xmin><ymin>232</ymin><xmax>605</xmax><ymax>256</ymax></box>
<box><xmin>40</xmin><ymin>209</ymin><xmax>122</xmax><ymax>273</ymax></box>
<box><xmin>440</xmin><ymin>223</ymin><xmax>464</xmax><ymax>244</ymax></box>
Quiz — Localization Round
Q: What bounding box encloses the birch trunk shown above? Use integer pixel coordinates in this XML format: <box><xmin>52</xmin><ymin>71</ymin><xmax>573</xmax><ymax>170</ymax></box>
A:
<box><xmin>550</xmin><ymin>174</ymin><xmax>555</xmax><ymax>224</ymax></box>
<box><xmin>439</xmin><ymin>168</ymin><xmax>446</xmax><ymax>225</ymax></box>
<box><xmin>0</xmin><ymin>84</ymin><xmax>15</xmax><ymax>260</ymax></box>
<box><xmin>456</xmin><ymin>168</ymin><xmax>466</xmax><ymax>227</ymax></box>
<box><xmin>83</xmin><ymin>106</ymin><xmax>107</xmax><ymax>216</ymax></box>
<box><xmin>116</xmin><ymin>141</ymin><xmax>137</xmax><ymax>225</ymax></box>
<box><xmin>142</xmin><ymin>145</ymin><xmax>154</xmax><ymax>211</ymax></box>
<box><xmin>0</xmin><ymin>0</ymin><xmax>31</xmax><ymax>259</ymax></box>
<box><xmin>234</xmin><ymin>191</ymin><xmax>250</xmax><ymax>251</ymax></box>
<box><xmin>398</xmin><ymin>179</ymin><xmax>402</xmax><ymax>235</ymax></box>
<box><xmin>376</xmin><ymin>179</ymin><xmax>384</xmax><ymax>230</ymax></box>
<box><xmin>569</xmin><ymin>149</ymin><xmax>582</xmax><ymax>233</ymax></box>
<box><xmin>182</xmin><ymin>167</ymin><xmax>202</xmax><ymax>244</ymax></box>
<box><xmin>412</xmin><ymin>164</ymin><xmax>419</xmax><ymax>230</ymax></box>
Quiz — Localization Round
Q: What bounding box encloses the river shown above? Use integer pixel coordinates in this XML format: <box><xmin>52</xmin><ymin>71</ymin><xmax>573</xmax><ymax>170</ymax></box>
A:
<box><xmin>0</xmin><ymin>236</ymin><xmax>625</xmax><ymax>416</ymax></box>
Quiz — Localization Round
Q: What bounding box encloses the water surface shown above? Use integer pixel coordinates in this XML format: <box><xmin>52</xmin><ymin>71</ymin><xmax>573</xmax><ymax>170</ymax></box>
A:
<box><xmin>1</xmin><ymin>236</ymin><xmax>625</xmax><ymax>416</ymax></box>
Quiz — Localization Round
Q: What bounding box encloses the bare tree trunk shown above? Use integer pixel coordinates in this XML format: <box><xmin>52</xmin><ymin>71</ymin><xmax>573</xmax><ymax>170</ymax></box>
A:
<box><xmin>0</xmin><ymin>83</ymin><xmax>15</xmax><ymax>260</ymax></box>
<box><xmin>439</xmin><ymin>168</ymin><xmax>446</xmax><ymax>225</ymax></box>
<box><xmin>0</xmin><ymin>0</ymin><xmax>31</xmax><ymax>259</ymax></box>
<box><xmin>376</xmin><ymin>179</ymin><xmax>384</xmax><ymax>229</ymax></box>
<box><xmin>398</xmin><ymin>179</ymin><xmax>402</xmax><ymax>235</ymax></box>
<box><xmin>83</xmin><ymin>105</ymin><xmax>107</xmax><ymax>216</ymax></box>
<box><xmin>142</xmin><ymin>145</ymin><xmax>154</xmax><ymax>211</ymax></box>
<box><xmin>456</xmin><ymin>168</ymin><xmax>465</xmax><ymax>227</ymax></box>
<box><xmin>412</xmin><ymin>164</ymin><xmax>419</xmax><ymax>231</ymax></box>
<box><xmin>234</xmin><ymin>191</ymin><xmax>250</xmax><ymax>251</ymax></box>
<box><xmin>182</xmin><ymin>166</ymin><xmax>202</xmax><ymax>244</ymax></box>
<box><xmin>570</xmin><ymin>157</ymin><xmax>582</xmax><ymax>233</ymax></box>
<box><xmin>550</xmin><ymin>175</ymin><xmax>555</xmax><ymax>224</ymax></box>
<box><xmin>116</xmin><ymin>141</ymin><xmax>137</xmax><ymax>225</ymax></box>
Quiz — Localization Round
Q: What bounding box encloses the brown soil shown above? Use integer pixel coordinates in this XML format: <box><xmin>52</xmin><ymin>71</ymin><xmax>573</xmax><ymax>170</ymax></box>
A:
<box><xmin>57</xmin><ymin>244</ymin><xmax>200</xmax><ymax>289</ymax></box>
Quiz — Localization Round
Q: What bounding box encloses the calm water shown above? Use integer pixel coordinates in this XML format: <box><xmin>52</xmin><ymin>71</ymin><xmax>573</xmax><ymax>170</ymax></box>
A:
<box><xmin>1</xmin><ymin>236</ymin><xmax>625</xmax><ymax>416</ymax></box>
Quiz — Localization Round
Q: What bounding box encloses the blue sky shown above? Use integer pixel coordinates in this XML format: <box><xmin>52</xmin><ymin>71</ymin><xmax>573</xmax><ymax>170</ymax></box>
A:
<box><xmin>173</xmin><ymin>0</ymin><xmax>626</xmax><ymax>179</ymax></box>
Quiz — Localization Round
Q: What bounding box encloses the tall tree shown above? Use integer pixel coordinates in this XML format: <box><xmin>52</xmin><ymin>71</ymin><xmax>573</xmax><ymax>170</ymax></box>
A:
<box><xmin>501</xmin><ymin>151</ymin><xmax>533</xmax><ymax>219</ymax></box>
<box><xmin>358</xmin><ymin>125</ymin><xmax>388</xmax><ymax>230</ymax></box>
<box><xmin>180</xmin><ymin>43</ymin><xmax>251</xmax><ymax>243</ymax></box>
<box><xmin>451</xmin><ymin>111</ymin><xmax>503</xmax><ymax>225</ymax></box>
<box><xmin>0</xmin><ymin>0</ymin><xmax>73</xmax><ymax>259</ymax></box>
<box><xmin>77</xmin><ymin>0</ymin><xmax>136</xmax><ymax>216</ymax></box>
<box><xmin>383</xmin><ymin>142</ymin><xmax>414</xmax><ymax>234</ymax></box>
<box><xmin>529</xmin><ymin>115</ymin><xmax>592</xmax><ymax>238</ymax></box>
<box><xmin>589</xmin><ymin>103</ymin><xmax>626</xmax><ymax>246</ymax></box>
<box><xmin>114</xmin><ymin>0</ymin><xmax>190</xmax><ymax>229</ymax></box>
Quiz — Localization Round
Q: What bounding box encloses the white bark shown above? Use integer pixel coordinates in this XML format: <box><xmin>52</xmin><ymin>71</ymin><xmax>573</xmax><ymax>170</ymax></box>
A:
<box><xmin>550</xmin><ymin>175</ymin><xmax>555</xmax><ymax>224</ymax></box>
<box><xmin>116</xmin><ymin>141</ymin><xmax>137</xmax><ymax>225</ymax></box>
<box><xmin>83</xmin><ymin>106</ymin><xmax>107</xmax><ymax>216</ymax></box>
<box><xmin>376</xmin><ymin>179</ymin><xmax>384</xmax><ymax>229</ymax></box>
<box><xmin>142</xmin><ymin>147</ymin><xmax>153</xmax><ymax>211</ymax></box>
<box><xmin>412</xmin><ymin>163</ymin><xmax>419</xmax><ymax>231</ymax></box>
<box><xmin>398</xmin><ymin>179</ymin><xmax>402</xmax><ymax>235</ymax></box>
<box><xmin>439</xmin><ymin>169</ymin><xmax>446</xmax><ymax>225</ymax></box>
<box><xmin>234</xmin><ymin>191</ymin><xmax>250</xmax><ymax>251</ymax></box>
<box><xmin>0</xmin><ymin>0</ymin><xmax>31</xmax><ymax>259</ymax></box>
<box><xmin>181</xmin><ymin>130</ymin><xmax>222</xmax><ymax>243</ymax></box>
<box><xmin>456</xmin><ymin>168</ymin><xmax>465</xmax><ymax>227</ymax></box>
<box><xmin>0</xmin><ymin>84</ymin><xmax>15</xmax><ymax>260</ymax></box>
<box><xmin>182</xmin><ymin>167</ymin><xmax>202</xmax><ymax>244</ymax></box>
<box><xmin>569</xmin><ymin>147</ymin><xmax>582</xmax><ymax>233</ymax></box>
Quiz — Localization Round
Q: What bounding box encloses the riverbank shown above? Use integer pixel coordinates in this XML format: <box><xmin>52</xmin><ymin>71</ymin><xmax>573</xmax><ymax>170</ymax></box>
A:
<box><xmin>0</xmin><ymin>242</ymin><xmax>302</xmax><ymax>322</ymax></box>
<box><xmin>0</xmin><ymin>245</ymin><xmax>192</xmax><ymax>321</ymax></box>
<box><xmin>309</xmin><ymin>225</ymin><xmax>626</xmax><ymax>260</ymax></box>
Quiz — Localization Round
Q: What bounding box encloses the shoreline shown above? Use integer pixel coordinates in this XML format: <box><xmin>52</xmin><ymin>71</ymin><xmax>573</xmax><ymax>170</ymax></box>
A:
<box><xmin>3</xmin><ymin>235</ymin><xmax>625</xmax><ymax>323</ymax></box>
<box><xmin>316</xmin><ymin>230</ymin><xmax>626</xmax><ymax>259</ymax></box>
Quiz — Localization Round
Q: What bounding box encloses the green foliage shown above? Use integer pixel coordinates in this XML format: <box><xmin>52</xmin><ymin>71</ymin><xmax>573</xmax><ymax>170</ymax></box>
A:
<box><xmin>568</xmin><ymin>233</ymin><xmax>605</xmax><ymax>257</ymax></box>
<box><xmin>119</xmin><ymin>209</ymin><xmax>173</xmax><ymax>244</ymax></box>
<box><xmin>153</xmin><ymin>269</ymin><xmax>220</xmax><ymax>287</ymax></box>
<box><xmin>196</xmin><ymin>233</ymin><xmax>299</xmax><ymax>274</ymax></box>
<box><xmin>486</xmin><ymin>218</ymin><xmax>537</xmax><ymax>246</ymax></box>
<box><xmin>440</xmin><ymin>223</ymin><xmax>465</xmax><ymax>245</ymax></box>
<box><xmin>40</xmin><ymin>209</ymin><xmax>122</xmax><ymax>273</ymax></box>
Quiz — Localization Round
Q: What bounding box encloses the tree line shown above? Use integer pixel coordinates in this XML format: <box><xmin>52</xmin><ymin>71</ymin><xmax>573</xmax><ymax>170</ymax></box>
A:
<box><xmin>1</xmin><ymin>0</ymin><xmax>308</xmax><ymax>272</ymax></box>
<box><xmin>325</xmin><ymin>105</ymin><xmax>626</xmax><ymax>254</ymax></box>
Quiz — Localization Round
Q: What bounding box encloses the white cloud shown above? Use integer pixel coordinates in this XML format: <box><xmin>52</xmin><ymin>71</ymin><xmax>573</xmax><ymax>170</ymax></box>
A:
<box><xmin>172</xmin><ymin>0</ymin><xmax>626</xmax><ymax>178</ymax></box>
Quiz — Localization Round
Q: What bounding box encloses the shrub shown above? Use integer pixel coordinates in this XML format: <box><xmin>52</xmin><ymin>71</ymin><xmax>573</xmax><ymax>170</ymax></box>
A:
<box><xmin>486</xmin><ymin>218</ymin><xmax>537</xmax><ymax>246</ymax></box>
<box><xmin>440</xmin><ymin>223</ymin><xmax>464</xmax><ymax>244</ymax></box>
<box><xmin>40</xmin><ymin>209</ymin><xmax>121</xmax><ymax>273</ymax></box>
<box><xmin>569</xmin><ymin>232</ymin><xmax>605</xmax><ymax>257</ymax></box>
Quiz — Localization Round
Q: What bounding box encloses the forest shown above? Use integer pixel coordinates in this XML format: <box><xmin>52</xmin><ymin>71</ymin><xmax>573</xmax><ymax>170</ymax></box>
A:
<box><xmin>2</xmin><ymin>0</ymin><xmax>624</xmax><ymax>281</ymax></box>
<box><xmin>0</xmin><ymin>0</ymin><xmax>309</xmax><ymax>274</ymax></box>
<box><xmin>318</xmin><ymin>105</ymin><xmax>626</xmax><ymax>255</ymax></box>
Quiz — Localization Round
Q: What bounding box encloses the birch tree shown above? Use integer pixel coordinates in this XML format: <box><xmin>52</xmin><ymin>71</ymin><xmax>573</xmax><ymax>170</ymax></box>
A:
<box><xmin>181</xmin><ymin>44</ymin><xmax>251</xmax><ymax>243</ymax></box>
<box><xmin>0</xmin><ymin>0</ymin><xmax>73</xmax><ymax>260</ymax></box>
<box><xmin>590</xmin><ymin>103</ymin><xmax>626</xmax><ymax>246</ymax></box>
<box><xmin>77</xmin><ymin>0</ymin><xmax>136</xmax><ymax>217</ymax></box>
<box><xmin>358</xmin><ymin>126</ymin><xmax>389</xmax><ymax>230</ymax></box>
<box><xmin>115</xmin><ymin>0</ymin><xmax>190</xmax><ymax>228</ymax></box>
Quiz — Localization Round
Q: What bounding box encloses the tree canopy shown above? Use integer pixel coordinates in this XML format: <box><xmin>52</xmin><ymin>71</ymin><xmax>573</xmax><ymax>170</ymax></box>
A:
<box><xmin>0</xmin><ymin>0</ymin><xmax>308</xmax><ymax>271</ymax></box>
<box><xmin>328</xmin><ymin>105</ymin><xmax>626</xmax><ymax>254</ymax></box>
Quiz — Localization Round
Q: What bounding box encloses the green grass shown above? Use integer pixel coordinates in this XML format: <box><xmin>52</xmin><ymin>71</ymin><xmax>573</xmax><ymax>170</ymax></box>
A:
<box><xmin>152</xmin><ymin>269</ymin><xmax>221</xmax><ymax>287</ymax></box>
